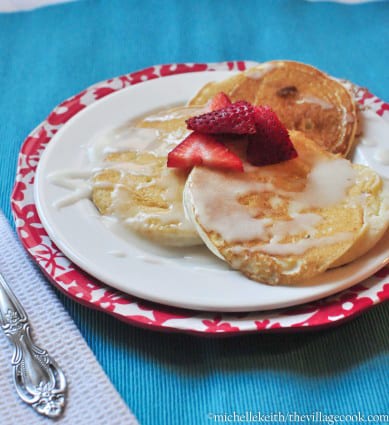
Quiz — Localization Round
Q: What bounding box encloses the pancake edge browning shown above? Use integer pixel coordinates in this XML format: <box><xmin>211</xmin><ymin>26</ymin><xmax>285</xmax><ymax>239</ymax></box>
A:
<box><xmin>189</xmin><ymin>60</ymin><xmax>358</xmax><ymax>157</ymax></box>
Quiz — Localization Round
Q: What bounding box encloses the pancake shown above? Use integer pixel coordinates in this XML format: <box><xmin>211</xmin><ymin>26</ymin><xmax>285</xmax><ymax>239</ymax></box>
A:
<box><xmin>184</xmin><ymin>131</ymin><xmax>388</xmax><ymax>285</ymax></box>
<box><xmin>331</xmin><ymin>171</ymin><xmax>389</xmax><ymax>267</ymax></box>
<box><xmin>91</xmin><ymin>105</ymin><xmax>204</xmax><ymax>246</ymax></box>
<box><xmin>189</xmin><ymin>61</ymin><xmax>358</xmax><ymax>157</ymax></box>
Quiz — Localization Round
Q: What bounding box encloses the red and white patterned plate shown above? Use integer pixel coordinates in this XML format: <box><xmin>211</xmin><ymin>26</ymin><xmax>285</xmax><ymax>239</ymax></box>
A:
<box><xmin>11</xmin><ymin>61</ymin><xmax>389</xmax><ymax>335</ymax></box>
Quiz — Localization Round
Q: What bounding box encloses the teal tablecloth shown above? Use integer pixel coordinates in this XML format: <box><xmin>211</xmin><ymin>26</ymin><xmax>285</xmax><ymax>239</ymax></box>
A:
<box><xmin>0</xmin><ymin>1</ymin><xmax>388</xmax><ymax>424</ymax></box>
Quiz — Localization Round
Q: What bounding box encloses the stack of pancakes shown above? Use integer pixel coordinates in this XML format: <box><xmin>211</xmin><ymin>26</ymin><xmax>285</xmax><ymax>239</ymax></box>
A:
<box><xmin>92</xmin><ymin>61</ymin><xmax>389</xmax><ymax>285</ymax></box>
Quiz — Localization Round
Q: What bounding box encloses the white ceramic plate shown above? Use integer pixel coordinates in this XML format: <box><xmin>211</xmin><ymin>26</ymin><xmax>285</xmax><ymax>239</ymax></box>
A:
<box><xmin>34</xmin><ymin>71</ymin><xmax>389</xmax><ymax>312</ymax></box>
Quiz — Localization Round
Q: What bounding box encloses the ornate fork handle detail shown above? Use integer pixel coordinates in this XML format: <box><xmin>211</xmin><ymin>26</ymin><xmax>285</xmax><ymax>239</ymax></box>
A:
<box><xmin>0</xmin><ymin>273</ymin><xmax>67</xmax><ymax>418</ymax></box>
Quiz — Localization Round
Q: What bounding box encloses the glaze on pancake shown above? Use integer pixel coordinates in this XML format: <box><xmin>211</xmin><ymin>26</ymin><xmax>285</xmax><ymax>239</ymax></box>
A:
<box><xmin>184</xmin><ymin>131</ymin><xmax>388</xmax><ymax>285</ymax></box>
<box><xmin>189</xmin><ymin>61</ymin><xmax>358</xmax><ymax>156</ymax></box>
<box><xmin>91</xmin><ymin>105</ymin><xmax>203</xmax><ymax>246</ymax></box>
<box><xmin>330</xmin><ymin>171</ymin><xmax>389</xmax><ymax>267</ymax></box>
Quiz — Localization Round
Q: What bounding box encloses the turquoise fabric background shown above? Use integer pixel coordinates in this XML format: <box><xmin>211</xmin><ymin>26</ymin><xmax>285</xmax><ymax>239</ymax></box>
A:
<box><xmin>0</xmin><ymin>1</ymin><xmax>388</xmax><ymax>424</ymax></box>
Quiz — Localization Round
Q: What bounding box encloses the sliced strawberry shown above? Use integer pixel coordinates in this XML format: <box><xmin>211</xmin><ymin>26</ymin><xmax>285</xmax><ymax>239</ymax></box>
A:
<box><xmin>209</xmin><ymin>92</ymin><xmax>231</xmax><ymax>111</ymax></box>
<box><xmin>247</xmin><ymin>106</ymin><xmax>298</xmax><ymax>166</ymax></box>
<box><xmin>167</xmin><ymin>132</ymin><xmax>243</xmax><ymax>171</ymax></box>
<box><xmin>186</xmin><ymin>101</ymin><xmax>257</xmax><ymax>135</ymax></box>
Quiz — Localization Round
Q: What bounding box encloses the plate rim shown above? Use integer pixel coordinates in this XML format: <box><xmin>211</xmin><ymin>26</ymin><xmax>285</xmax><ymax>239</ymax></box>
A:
<box><xmin>11</xmin><ymin>61</ymin><xmax>389</xmax><ymax>335</ymax></box>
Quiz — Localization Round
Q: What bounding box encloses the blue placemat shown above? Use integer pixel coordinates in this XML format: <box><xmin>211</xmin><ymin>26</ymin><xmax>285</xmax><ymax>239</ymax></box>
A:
<box><xmin>0</xmin><ymin>1</ymin><xmax>388</xmax><ymax>424</ymax></box>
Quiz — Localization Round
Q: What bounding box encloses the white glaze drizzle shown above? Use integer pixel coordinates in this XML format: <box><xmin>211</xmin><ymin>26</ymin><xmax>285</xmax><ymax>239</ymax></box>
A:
<box><xmin>49</xmin><ymin>106</ymin><xmax>199</xmax><ymax>242</ymax></box>
<box><xmin>189</xmin><ymin>156</ymin><xmax>357</xmax><ymax>254</ymax></box>
<box><xmin>48</xmin><ymin>169</ymin><xmax>93</xmax><ymax>208</ymax></box>
<box><xmin>229</xmin><ymin>232</ymin><xmax>353</xmax><ymax>256</ymax></box>
<box><xmin>357</xmin><ymin>109</ymin><xmax>389</xmax><ymax>177</ymax></box>
<box><xmin>296</xmin><ymin>95</ymin><xmax>334</xmax><ymax>110</ymax></box>
<box><xmin>294</xmin><ymin>158</ymin><xmax>356</xmax><ymax>208</ymax></box>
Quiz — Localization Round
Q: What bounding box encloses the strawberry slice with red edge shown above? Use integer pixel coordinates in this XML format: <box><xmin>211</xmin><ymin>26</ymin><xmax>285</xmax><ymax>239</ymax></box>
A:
<box><xmin>186</xmin><ymin>101</ymin><xmax>257</xmax><ymax>135</ymax></box>
<box><xmin>209</xmin><ymin>92</ymin><xmax>231</xmax><ymax>111</ymax></box>
<box><xmin>247</xmin><ymin>106</ymin><xmax>298</xmax><ymax>166</ymax></box>
<box><xmin>167</xmin><ymin>132</ymin><xmax>243</xmax><ymax>172</ymax></box>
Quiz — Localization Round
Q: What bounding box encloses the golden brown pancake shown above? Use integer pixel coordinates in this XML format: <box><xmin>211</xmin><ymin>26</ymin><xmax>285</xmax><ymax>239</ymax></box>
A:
<box><xmin>330</xmin><ymin>170</ymin><xmax>389</xmax><ymax>267</ymax></box>
<box><xmin>91</xmin><ymin>105</ymin><xmax>204</xmax><ymax>246</ymax></box>
<box><xmin>184</xmin><ymin>131</ymin><xmax>387</xmax><ymax>285</ymax></box>
<box><xmin>189</xmin><ymin>61</ymin><xmax>358</xmax><ymax>156</ymax></box>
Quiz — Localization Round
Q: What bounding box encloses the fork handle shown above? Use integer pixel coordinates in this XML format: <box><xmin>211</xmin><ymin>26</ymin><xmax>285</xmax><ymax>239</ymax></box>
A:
<box><xmin>0</xmin><ymin>273</ymin><xmax>66</xmax><ymax>418</ymax></box>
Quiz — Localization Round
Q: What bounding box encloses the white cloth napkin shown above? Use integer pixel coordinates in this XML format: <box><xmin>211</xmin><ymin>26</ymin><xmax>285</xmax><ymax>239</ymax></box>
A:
<box><xmin>0</xmin><ymin>0</ymin><xmax>75</xmax><ymax>12</ymax></box>
<box><xmin>0</xmin><ymin>212</ymin><xmax>139</xmax><ymax>425</ymax></box>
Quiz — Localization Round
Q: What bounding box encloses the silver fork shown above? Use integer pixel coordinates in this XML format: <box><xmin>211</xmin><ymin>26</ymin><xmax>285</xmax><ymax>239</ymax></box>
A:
<box><xmin>0</xmin><ymin>272</ymin><xmax>67</xmax><ymax>418</ymax></box>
